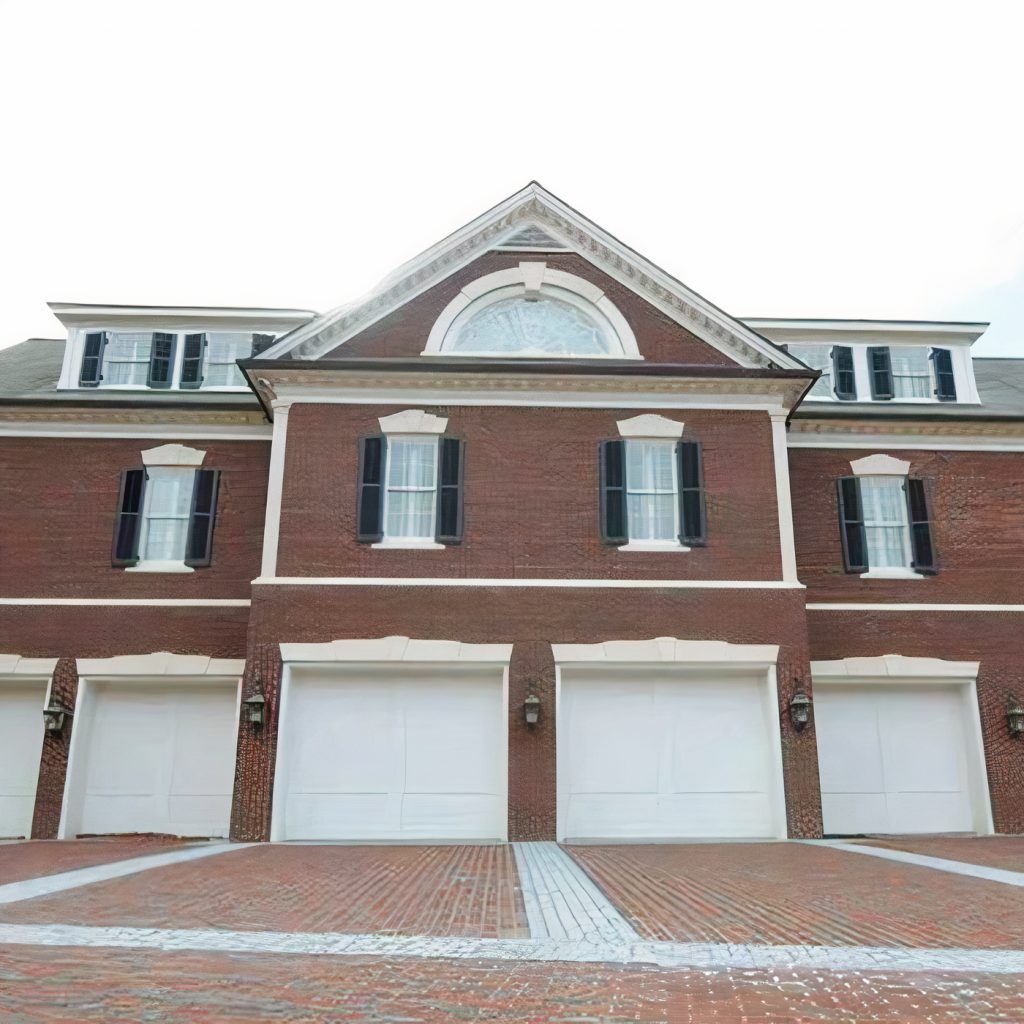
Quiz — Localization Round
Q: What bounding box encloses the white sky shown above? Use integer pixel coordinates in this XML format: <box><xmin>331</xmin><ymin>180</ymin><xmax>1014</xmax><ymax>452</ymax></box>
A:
<box><xmin>1</xmin><ymin>0</ymin><xmax>1022</xmax><ymax>355</ymax></box>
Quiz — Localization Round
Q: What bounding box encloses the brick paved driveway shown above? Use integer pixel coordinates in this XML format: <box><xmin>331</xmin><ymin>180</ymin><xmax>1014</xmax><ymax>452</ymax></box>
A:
<box><xmin>2</xmin><ymin>837</ymin><xmax>1024</xmax><ymax>1022</ymax></box>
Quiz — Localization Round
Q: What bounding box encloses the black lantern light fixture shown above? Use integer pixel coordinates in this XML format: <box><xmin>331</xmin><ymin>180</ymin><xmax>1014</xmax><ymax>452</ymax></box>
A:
<box><xmin>242</xmin><ymin>679</ymin><xmax>266</xmax><ymax>728</ymax></box>
<box><xmin>523</xmin><ymin>694</ymin><xmax>541</xmax><ymax>726</ymax></box>
<box><xmin>1008</xmin><ymin>699</ymin><xmax>1024</xmax><ymax>739</ymax></box>
<box><xmin>42</xmin><ymin>700</ymin><xmax>72</xmax><ymax>735</ymax></box>
<box><xmin>789</xmin><ymin>690</ymin><xmax>813</xmax><ymax>731</ymax></box>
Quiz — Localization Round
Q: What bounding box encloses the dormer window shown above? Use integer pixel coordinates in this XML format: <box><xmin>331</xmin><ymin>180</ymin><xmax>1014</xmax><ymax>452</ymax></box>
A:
<box><xmin>77</xmin><ymin>330</ymin><xmax>277</xmax><ymax>390</ymax></box>
<box><xmin>424</xmin><ymin>262</ymin><xmax>640</xmax><ymax>359</ymax></box>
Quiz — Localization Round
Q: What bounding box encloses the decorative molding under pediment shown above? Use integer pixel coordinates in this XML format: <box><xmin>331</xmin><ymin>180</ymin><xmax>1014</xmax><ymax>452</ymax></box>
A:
<box><xmin>849</xmin><ymin>453</ymin><xmax>911</xmax><ymax>476</ymax></box>
<box><xmin>378</xmin><ymin>409</ymin><xmax>448</xmax><ymax>434</ymax></box>
<box><xmin>616</xmin><ymin>413</ymin><xmax>685</xmax><ymax>438</ymax></box>
<box><xmin>141</xmin><ymin>443</ymin><xmax>207</xmax><ymax>467</ymax></box>
<box><xmin>280</xmin><ymin>636</ymin><xmax>513</xmax><ymax>664</ymax></box>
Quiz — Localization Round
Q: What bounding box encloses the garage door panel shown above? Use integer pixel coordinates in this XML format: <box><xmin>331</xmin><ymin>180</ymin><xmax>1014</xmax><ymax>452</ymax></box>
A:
<box><xmin>401</xmin><ymin>793</ymin><xmax>500</xmax><ymax>836</ymax></box>
<box><xmin>170</xmin><ymin>696</ymin><xmax>238</xmax><ymax>795</ymax></box>
<box><xmin>813</xmin><ymin>693</ymin><xmax>885</xmax><ymax>793</ymax></box>
<box><xmin>0</xmin><ymin>683</ymin><xmax>46</xmax><ymax>838</ymax></box>
<box><xmin>561</xmin><ymin>674</ymin><xmax>781</xmax><ymax>840</ymax></box>
<box><xmin>883</xmin><ymin>693</ymin><xmax>966</xmax><ymax>794</ymax></box>
<box><xmin>820</xmin><ymin>792</ymin><xmax>889</xmax><ymax>836</ymax></box>
<box><xmin>285</xmin><ymin>793</ymin><xmax>397</xmax><ymax>840</ymax></box>
<box><xmin>887</xmin><ymin>791</ymin><xmax>973</xmax><ymax>833</ymax></box>
<box><xmin>566</xmin><ymin>682</ymin><xmax>659</xmax><ymax>795</ymax></box>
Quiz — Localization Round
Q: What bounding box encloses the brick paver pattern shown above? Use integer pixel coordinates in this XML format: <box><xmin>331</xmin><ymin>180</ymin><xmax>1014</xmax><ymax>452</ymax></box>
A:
<box><xmin>570</xmin><ymin>842</ymin><xmax>1024</xmax><ymax>949</ymax></box>
<box><xmin>0</xmin><ymin>844</ymin><xmax>529</xmax><ymax>939</ymax></box>
<box><xmin>0</xmin><ymin>839</ymin><xmax>190</xmax><ymax>885</ymax></box>
<box><xmin>856</xmin><ymin>836</ymin><xmax>1024</xmax><ymax>872</ymax></box>
<box><xmin>1</xmin><ymin>945</ymin><xmax>1023</xmax><ymax>1023</ymax></box>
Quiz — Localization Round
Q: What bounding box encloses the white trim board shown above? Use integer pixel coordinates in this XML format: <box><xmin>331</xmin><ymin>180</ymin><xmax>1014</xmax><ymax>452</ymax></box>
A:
<box><xmin>806</xmin><ymin>603</ymin><xmax>1024</xmax><ymax>612</ymax></box>
<box><xmin>788</xmin><ymin>434</ymin><xmax>1024</xmax><ymax>452</ymax></box>
<box><xmin>0</xmin><ymin>424</ymin><xmax>273</xmax><ymax>441</ymax></box>
<box><xmin>0</xmin><ymin>598</ymin><xmax>251</xmax><ymax>607</ymax></box>
<box><xmin>253</xmin><ymin>577</ymin><xmax>805</xmax><ymax>589</ymax></box>
<box><xmin>1</xmin><ymin>922</ymin><xmax>1023</xmax><ymax>972</ymax></box>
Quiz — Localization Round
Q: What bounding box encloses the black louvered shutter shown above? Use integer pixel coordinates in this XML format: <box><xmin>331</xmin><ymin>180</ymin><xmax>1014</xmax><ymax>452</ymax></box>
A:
<box><xmin>251</xmin><ymin>333</ymin><xmax>276</xmax><ymax>356</ymax></box>
<box><xmin>146</xmin><ymin>332</ymin><xmax>177</xmax><ymax>388</ymax></box>
<box><xmin>435</xmin><ymin>437</ymin><xmax>465</xmax><ymax>544</ymax></box>
<box><xmin>677</xmin><ymin>440</ymin><xmax>707</xmax><ymax>546</ymax></box>
<box><xmin>180</xmin><ymin>333</ymin><xmax>206</xmax><ymax>390</ymax></box>
<box><xmin>599</xmin><ymin>440</ymin><xmax>627</xmax><ymax>545</ymax></box>
<box><xmin>868</xmin><ymin>346</ymin><xmax>893</xmax><ymax>399</ymax></box>
<box><xmin>79</xmin><ymin>331</ymin><xmax>107</xmax><ymax>387</ymax></box>
<box><xmin>357</xmin><ymin>436</ymin><xmax>386</xmax><ymax>542</ymax></box>
<box><xmin>185</xmin><ymin>469</ymin><xmax>220</xmax><ymax>567</ymax></box>
<box><xmin>905</xmin><ymin>478</ymin><xmax>936</xmax><ymax>573</ymax></box>
<box><xmin>832</xmin><ymin>346</ymin><xmax>856</xmax><ymax>400</ymax></box>
<box><xmin>112</xmin><ymin>469</ymin><xmax>146</xmax><ymax>566</ymax></box>
<box><xmin>836</xmin><ymin>477</ymin><xmax>868</xmax><ymax>572</ymax></box>
<box><xmin>931</xmin><ymin>349</ymin><xmax>957</xmax><ymax>401</ymax></box>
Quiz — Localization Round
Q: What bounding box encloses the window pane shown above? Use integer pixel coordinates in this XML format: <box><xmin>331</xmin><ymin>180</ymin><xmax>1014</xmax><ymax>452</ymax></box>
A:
<box><xmin>891</xmin><ymin>347</ymin><xmax>931</xmax><ymax>398</ymax></box>
<box><xmin>626</xmin><ymin>493</ymin><xmax>676</xmax><ymax>541</ymax></box>
<box><xmin>387</xmin><ymin>439</ymin><xmax>437</xmax><ymax>488</ymax></box>
<box><xmin>105</xmin><ymin>332</ymin><xmax>152</xmax><ymax>386</ymax></box>
<box><xmin>140</xmin><ymin>468</ymin><xmax>193</xmax><ymax>561</ymax></box>
<box><xmin>203</xmin><ymin>333</ymin><xmax>252</xmax><ymax>387</ymax></box>
<box><xmin>860</xmin><ymin>476</ymin><xmax>911</xmax><ymax>568</ymax></box>
<box><xmin>449</xmin><ymin>289</ymin><xmax>614</xmax><ymax>356</ymax></box>
<box><xmin>626</xmin><ymin>441</ymin><xmax>675</xmax><ymax>492</ymax></box>
<box><xmin>789</xmin><ymin>344</ymin><xmax>833</xmax><ymax>398</ymax></box>
<box><xmin>386</xmin><ymin>490</ymin><xmax>435</xmax><ymax>539</ymax></box>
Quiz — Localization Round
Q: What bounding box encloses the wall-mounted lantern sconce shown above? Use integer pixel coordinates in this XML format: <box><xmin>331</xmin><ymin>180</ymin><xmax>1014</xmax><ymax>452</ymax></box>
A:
<box><xmin>789</xmin><ymin>690</ymin><xmax>813</xmax><ymax>732</ymax></box>
<box><xmin>43</xmin><ymin>701</ymin><xmax>72</xmax><ymax>736</ymax></box>
<box><xmin>1007</xmin><ymin>699</ymin><xmax>1024</xmax><ymax>739</ymax></box>
<box><xmin>242</xmin><ymin>684</ymin><xmax>266</xmax><ymax>728</ymax></box>
<box><xmin>523</xmin><ymin>694</ymin><xmax>541</xmax><ymax>726</ymax></box>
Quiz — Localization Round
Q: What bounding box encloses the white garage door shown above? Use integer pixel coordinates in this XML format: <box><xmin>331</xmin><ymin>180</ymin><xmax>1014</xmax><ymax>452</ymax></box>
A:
<box><xmin>0</xmin><ymin>681</ymin><xmax>46</xmax><ymax>838</ymax></box>
<box><xmin>68</xmin><ymin>682</ymin><xmax>237</xmax><ymax>838</ymax></box>
<box><xmin>276</xmin><ymin>670</ymin><xmax>506</xmax><ymax>841</ymax></box>
<box><xmin>815</xmin><ymin>684</ymin><xmax>978</xmax><ymax>835</ymax></box>
<box><xmin>559</xmin><ymin>674</ymin><xmax>783</xmax><ymax>841</ymax></box>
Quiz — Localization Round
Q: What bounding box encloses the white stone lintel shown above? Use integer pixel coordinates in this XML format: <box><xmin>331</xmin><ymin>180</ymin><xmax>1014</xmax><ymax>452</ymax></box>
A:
<box><xmin>850</xmin><ymin>453</ymin><xmax>911</xmax><ymax>476</ymax></box>
<box><xmin>280</xmin><ymin>636</ymin><xmax>513</xmax><ymax>665</ymax></box>
<box><xmin>378</xmin><ymin>410</ymin><xmax>448</xmax><ymax>435</ymax></box>
<box><xmin>551</xmin><ymin>638</ymin><xmax>779</xmax><ymax>666</ymax></box>
<box><xmin>811</xmin><ymin>654</ymin><xmax>980</xmax><ymax>682</ymax></box>
<box><xmin>141</xmin><ymin>443</ymin><xmax>207</xmax><ymax>467</ymax></box>
<box><xmin>616</xmin><ymin>413</ymin><xmax>685</xmax><ymax>438</ymax></box>
<box><xmin>76</xmin><ymin>652</ymin><xmax>245</xmax><ymax>678</ymax></box>
<box><xmin>0</xmin><ymin>655</ymin><xmax>59</xmax><ymax>676</ymax></box>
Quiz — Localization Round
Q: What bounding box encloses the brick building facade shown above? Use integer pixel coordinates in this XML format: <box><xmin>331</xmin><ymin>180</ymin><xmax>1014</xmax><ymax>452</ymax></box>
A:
<box><xmin>1</xmin><ymin>183</ymin><xmax>1021</xmax><ymax>844</ymax></box>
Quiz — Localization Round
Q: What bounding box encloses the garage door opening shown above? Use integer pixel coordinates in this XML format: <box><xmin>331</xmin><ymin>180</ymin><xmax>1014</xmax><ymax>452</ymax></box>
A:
<box><xmin>814</xmin><ymin>671</ymin><xmax>993</xmax><ymax>837</ymax></box>
<box><xmin>555</xmin><ymin>644</ymin><xmax>787</xmax><ymax>843</ymax></box>
<box><xmin>60</xmin><ymin>677</ymin><xmax>239</xmax><ymax>839</ymax></box>
<box><xmin>0</xmin><ymin>678</ymin><xmax>47</xmax><ymax>839</ymax></box>
<box><xmin>272</xmin><ymin>663</ymin><xmax>508</xmax><ymax>842</ymax></box>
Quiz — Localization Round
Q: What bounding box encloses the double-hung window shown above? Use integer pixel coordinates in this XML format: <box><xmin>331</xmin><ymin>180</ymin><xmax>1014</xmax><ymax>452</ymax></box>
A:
<box><xmin>837</xmin><ymin>472</ymin><xmax>935</xmax><ymax>576</ymax></box>
<box><xmin>357</xmin><ymin>429</ymin><xmax>465</xmax><ymax>547</ymax></box>
<box><xmin>890</xmin><ymin>346</ymin><xmax>932</xmax><ymax>398</ymax></box>
<box><xmin>600</xmin><ymin>436</ymin><xmax>706</xmax><ymax>549</ymax></box>
<box><xmin>104</xmin><ymin>332</ymin><xmax>157</xmax><ymax>386</ymax></box>
<box><xmin>112</xmin><ymin>461</ymin><xmax>221</xmax><ymax>571</ymax></box>
<box><xmin>788</xmin><ymin>344</ymin><xmax>833</xmax><ymax>399</ymax></box>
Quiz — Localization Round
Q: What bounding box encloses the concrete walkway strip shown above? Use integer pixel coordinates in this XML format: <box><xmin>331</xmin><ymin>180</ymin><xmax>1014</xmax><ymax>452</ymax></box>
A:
<box><xmin>513</xmin><ymin>841</ymin><xmax>641</xmax><ymax>943</ymax></box>
<box><xmin>1</xmin><ymin>921</ymin><xmax>1023</xmax><ymax>973</ymax></box>
<box><xmin>812</xmin><ymin>840</ymin><xmax>1024</xmax><ymax>888</ymax></box>
<box><xmin>0</xmin><ymin>843</ymin><xmax>252</xmax><ymax>905</ymax></box>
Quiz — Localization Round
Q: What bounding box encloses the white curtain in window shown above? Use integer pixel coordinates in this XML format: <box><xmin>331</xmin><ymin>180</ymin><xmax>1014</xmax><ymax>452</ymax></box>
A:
<box><xmin>790</xmin><ymin>344</ymin><xmax>832</xmax><ymax>398</ymax></box>
<box><xmin>141</xmin><ymin>468</ymin><xmax>194</xmax><ymax>561</ymax></box>
<box><xmin>204</xmin><ymin>333</ymin><xmax>251</xmax><ymax>386</ymax></box>
<box><xmin>104</xmin><ymin>333</ymin><xmax>152</xmax><ymax>386</ymax></box>
<box><xmin>860</xmin><ymin>476</ymin><xmax>911</xmax><ymax>568</ymax></box>
<box><xmin>625</xmin><ymin>440</ymin><xmax>677</xmax><ymax>542</ymax></box>
<box><xmin>891</xmin><ymin>347</ymin><xmax>931</xmax><ymax>398</ymax></box>
<box><xmin>385</xmin><ymin>438</ymin><xmax>438</xmax><ymax>540</ymax></box>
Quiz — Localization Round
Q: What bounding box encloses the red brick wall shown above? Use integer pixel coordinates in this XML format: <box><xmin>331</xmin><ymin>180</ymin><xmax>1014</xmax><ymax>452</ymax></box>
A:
<box><xmin>326</xmin><ymin>251</ymin><xmax>735</xmax><ymax>365</ymax></box>
<box><xmin>789</xmin><ymin>448</ymin><xmax>1024</xmax><ymax>602</ymax></box>
<box><xmin>276</xmin><ymin>405</ymin><xmax>784</xmax><ymax>581</ymax></box>
<box><xmin>807</xmin><ymin>610</ymin><xmax>1024</xmax><ymax>834</ymax></box>
<box><xmin>233</xmin><ymin>585</ymin><xmax>820</xmax><ymax>842</ymax></box>
<box><xmin>0</xmin><ymin>438</ymin><xmax>269</xmax><ymax>599</ymax></box>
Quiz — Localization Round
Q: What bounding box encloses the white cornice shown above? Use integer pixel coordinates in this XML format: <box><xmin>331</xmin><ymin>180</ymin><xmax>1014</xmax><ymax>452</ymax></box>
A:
<box><xmin>49</xmin><ymin>304</ymin><xmax>316</xmax><ymax>331</ymax></box>
<box><xmin>743</xmin><ymin>318</ymin><xmax>988</xmax><ymax>343</ymax></box>
<box><xmin>261</xmin><ymin>183</ymin><xmax>803</xmax><ymax>371</ymax></box>
<box><xmin>788</xmin><ymin>419</ymin><xmax>1024</xmax><ymax>451</ymax></box>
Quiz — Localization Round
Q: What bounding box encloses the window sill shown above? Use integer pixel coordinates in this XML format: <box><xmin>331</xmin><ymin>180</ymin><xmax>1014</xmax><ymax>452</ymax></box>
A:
<box><xmin>370</xmin><ymin>540</ymin><xmax>446</xmax><ymax>550</ymax></box>
<box><xmin>859</xmin><ymin>568</ymin><xmax>924</xmax><ymax>580</ymax></box>
<box><xmin>125</xmin><ymin>560</ymin><xmax>195</xmax><ymax>574</ymax></box>
<box><xmin>619</xmin><ymin>541</ymin><xmax>691</xmax><ymax>553</ymax></box>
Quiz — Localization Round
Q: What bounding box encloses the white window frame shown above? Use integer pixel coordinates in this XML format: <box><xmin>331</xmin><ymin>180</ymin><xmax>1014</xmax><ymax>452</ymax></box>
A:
<box><xmin>66</xmin><ymin>328</ymin><xmax>275</xmax><ymax>392</ymax></box>
<box><xmin>620</xmin><ymin>438</ymin><xmax>687</xmax><ymax>552</ymax></box>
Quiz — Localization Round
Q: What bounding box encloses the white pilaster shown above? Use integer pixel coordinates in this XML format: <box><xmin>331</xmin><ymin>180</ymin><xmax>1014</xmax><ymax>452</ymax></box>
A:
<box><xmin>770</xmin><ymin>411</ymin><xmax>800</xmax><ymax>584</ymax></box>
<box><xmin>260</xmin><ymin>400</ymin><xmax>292</xmax><ymax>578</ymax></box>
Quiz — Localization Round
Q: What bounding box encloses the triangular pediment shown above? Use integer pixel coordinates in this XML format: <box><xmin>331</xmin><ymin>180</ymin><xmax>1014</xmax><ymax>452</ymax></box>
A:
<box><xmin>264</xmin><ymin>182</ymin><xmax>802</xmax><ymax>370</ymax></box>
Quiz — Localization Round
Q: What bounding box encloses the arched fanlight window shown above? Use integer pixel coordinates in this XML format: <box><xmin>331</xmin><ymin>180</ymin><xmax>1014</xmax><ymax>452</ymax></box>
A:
<box><xmin>423</xmin><ymin>263</ymin><xmax>640</xmax><ymax>359</ymax></box>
